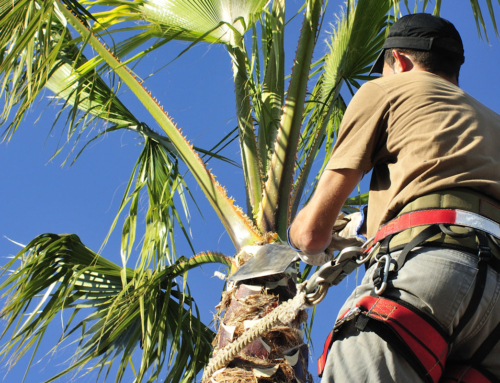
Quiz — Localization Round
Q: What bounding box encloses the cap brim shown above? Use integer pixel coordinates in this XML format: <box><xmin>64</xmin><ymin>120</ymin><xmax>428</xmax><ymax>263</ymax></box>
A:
<box><xmin>368</xmin><ymin>49</ymin><xmax>385</xmax><ymax>76</ymax></box>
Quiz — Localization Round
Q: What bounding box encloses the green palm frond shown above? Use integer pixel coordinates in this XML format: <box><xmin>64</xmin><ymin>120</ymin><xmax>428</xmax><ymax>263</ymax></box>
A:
<box><xmin>460</xmin><ymin>0</ymin><xmax>499</xmax><ymax>40</ymax></box>
<box><xmin>46</xmin><ymin>60</ymin><xmax>136</xmax><ymax>127</ymax></box>
<box><xmin>400</xmin><ymin>0</ymin><xmax>498</xmax><ymax>40</ymax></box>
<box><xmin>258</xmin><ymin>0</ymin><xmax>285</xmax><ymax>170</ymax></box>
<box><xmin>295</xmin><ymin>95</ymin><xmax>347</xmax><ymax>211</ymax></box>
<box><xmin>85</xmin><ymin>0</ymin><xmax>269</xmax><ymax>46</ymax></box>
<box><xmin>257</xmin><ymin>0</ymin><xmax>323</xmax><ymax>236</ymax></box>
<box><xmin>0</xmin><ymin>0</ymin><xmax>141</xmax><ymax>146</ymax></box>
<box><xmin>139</xmin><ymin>0</ymin><xmax>269</xmax><ymax>46</ymax></box>
<box><xmin>228</xmin><ymin>46</ymin><xmax>263</xmax><ymax>219</ymax></box>
<box><xmin>287</xmin><ymin>0</ymin><xmax>390</xmax><ymax>218</ymax></box>
<box><xmin>291</xmin><ymin>85</ymin><xmax>346</xmax><ymax>218</ymax></box>
<box><xmin>57</xmin><ymin>2</ymin><xmax>263</xmax><ymax>250</ymax></box>
<box><xmin>106</xmin><ymin>133</ymin><xmax>194</xmax><ymax>270</ymax></box>
<box><xmin>222</xmin><ymin>0</ymin><xmax>286</xmax><ymax>221</ymax></box>
<box><xmin>2</xmin><ymin>0</ymin><xmax>261</xmax><ymax>251</ymax></box>
<box><xmin>1</xmin><ymin>0</ymin><xmax>66</xmax><ymax>139</ymax></box>
<box><xmin>343</xmin><ymin>192</ymin><xmax>369</xmax><ymax>213</ymax></box>
<box><xmin>323</xmin><ymin>0</ymin><xmax>391</xmax><ymax>99</ymax></box>
<box><xmin>0</xmin><ymin>234</ymin><xmax>230</xmax><ymax>382</ymax></box>
<box><xmin>0</xmin><ymin>0</ymin><xmax>234</xmax><ymax>277</ymax></box>
<box><xmin>245</xmin><ymin>0</ymin><xmax>285</xmax><ymax>182</ymax></box>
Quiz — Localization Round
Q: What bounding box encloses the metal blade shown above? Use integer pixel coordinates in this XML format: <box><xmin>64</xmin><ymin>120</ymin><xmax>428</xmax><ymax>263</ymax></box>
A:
<box><xmin>228</xmin><ymin>244</ymin><xmax>298</xmax><ymax>282</ymax></box>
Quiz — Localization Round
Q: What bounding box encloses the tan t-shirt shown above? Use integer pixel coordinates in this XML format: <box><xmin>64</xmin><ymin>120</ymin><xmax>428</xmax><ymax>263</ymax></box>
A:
<box><xmin>327</xmin><ymin>71</ymin><xmax>500</xmax><ymax>237</ymax></box>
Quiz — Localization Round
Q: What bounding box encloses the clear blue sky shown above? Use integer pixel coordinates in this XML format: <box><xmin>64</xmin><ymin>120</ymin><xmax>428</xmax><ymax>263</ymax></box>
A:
<box><xmin>2</xmin><ymin>1</ymin><xmax>500</xmax><ymax>382</ymax></box>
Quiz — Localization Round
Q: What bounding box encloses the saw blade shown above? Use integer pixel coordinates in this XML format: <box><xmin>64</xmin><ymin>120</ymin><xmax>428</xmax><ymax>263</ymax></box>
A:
<box><xmin>228</xmin><ymin>244</ymin><xmax>298</xmax><ymax>283</ymax></box>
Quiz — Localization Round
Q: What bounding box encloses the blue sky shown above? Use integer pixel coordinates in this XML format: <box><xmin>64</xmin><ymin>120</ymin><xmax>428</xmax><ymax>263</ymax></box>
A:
<box><xmin>2</xmin><ymin>1</ymin><xmax>500</xmax><ymax>382</ymax></box>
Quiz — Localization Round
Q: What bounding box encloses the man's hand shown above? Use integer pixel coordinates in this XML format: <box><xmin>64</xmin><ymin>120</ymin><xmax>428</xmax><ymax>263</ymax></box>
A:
<box><xmin>295</xmin><ymin>250</ymin><xmax>334</xmax><ymax>267</ymax></box>
<box><xmin>326</xmin><ymin>210</ymin><xmax>366</xmax><ymax>254</ymax></box>
<box><xmin>288</xmin><ymin>211</ymin><xmax>365</xmax><ymax>266</ymax></box>
<box><xmin>294</xmin><ymin>211</ymin><xmax>366</xmax><ymax>266</ymax></box>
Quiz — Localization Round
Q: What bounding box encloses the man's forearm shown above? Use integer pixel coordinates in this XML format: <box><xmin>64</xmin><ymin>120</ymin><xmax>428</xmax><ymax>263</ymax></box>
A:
<box><xmin>289</xmin><ymin>168</ymin><xmax>363</xmax><ymax>254</ymax></box>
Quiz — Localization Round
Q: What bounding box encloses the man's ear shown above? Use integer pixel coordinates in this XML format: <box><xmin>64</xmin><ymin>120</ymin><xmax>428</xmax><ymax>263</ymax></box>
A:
<box><xmin>392</xmin><ymin>50</ymin><xmax>413</xmax><ymax>73</ymax></box>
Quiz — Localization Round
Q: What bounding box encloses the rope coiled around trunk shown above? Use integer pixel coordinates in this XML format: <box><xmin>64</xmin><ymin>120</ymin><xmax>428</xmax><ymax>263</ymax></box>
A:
<box><xmin>201</xmin><ymin>288</ymin><xmax>308</xmax><ymax>382</ymax></box>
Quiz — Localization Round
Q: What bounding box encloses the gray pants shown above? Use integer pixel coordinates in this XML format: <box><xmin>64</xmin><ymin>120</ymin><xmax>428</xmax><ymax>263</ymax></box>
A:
<box><xmin>321</xmin><ymin>247</ymin><xmax>500</xmax><ymax>382</ymax></box>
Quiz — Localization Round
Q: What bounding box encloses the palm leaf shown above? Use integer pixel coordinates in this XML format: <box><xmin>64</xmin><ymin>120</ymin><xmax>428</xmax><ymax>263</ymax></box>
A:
<box><xmin>288</xmin><ymin>0</ymin><xmax>390</xmax><ymax>218</ymax></box>
<box><xmin>322</xmin><ymin>0</ymin><xmax>391</xmax><ymax>100</ymax></box>
<box><xmin>56</xmin><ymin>2</ymin><xmax>263</xmax><ymax>250</ymax></box>
<box><xmin>256</xmin><ymin>0</ymin><xmax>285</xmax><ymax>173</ymax></box>
<box><xmin>228</xmin><ymin>46</ymin><xmax>263</xmax><ymax>219</ymax></box>
<box><xmin>138</xmin><ymin>0</ymin><xmax>268</xmax><ymax>45</ymax></box>
<box><xmin>0</xmin><ymin>2</ymin><xmax>229</xmax><ymax>273</ymax></box>
<box><xmin>105</xmin><ymin>134</ymin><xmax>195</xmax><ymax>270</ymax></box>
<box><xmin>85</xmin><ymin>0</ymin><xmax>269</xmax><ymax>46</ymax></box>
<box><xmin>293</xmin><ymin>95</ymin><xmax>347</xmax><ymax>214</ymax></box>
<box><xmin>0</xmin><ymin>0</ymin><xmax>67</xmax><ymax>139</ymax></box>
<box><xmin>1</xmin><ymin>0</ymin><xmax>261</xmax><ymax>253</ymax></box>
<box><xmin>0</xmin><ymin>0</ymin><xmax>140</xmax><ymax>146</ymax></box>
<box><xmin>228</xmin><ymin>0</ymin><xmax>286</xmax><ymax>219</ymax></box>
<box><xmin>401</xmin><ymin>0</ymin><xmax>498</xmax><ymax>40</ymax></box>
<box><xmin>0</xmin><ymin>234</ymin><xmax>231</xmax><ymax>382</ymax></box>
<box><xmin>257</xmin><ymin>0</ymin><xmax>323</xmax><ymax>237</ymax></box>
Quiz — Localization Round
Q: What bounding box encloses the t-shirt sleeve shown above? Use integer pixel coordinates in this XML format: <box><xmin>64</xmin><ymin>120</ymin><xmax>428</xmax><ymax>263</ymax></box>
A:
<box><xmin>326</xmin><ymin>82</ymin><xmax>389</xmax><ymax>172</ymax></box>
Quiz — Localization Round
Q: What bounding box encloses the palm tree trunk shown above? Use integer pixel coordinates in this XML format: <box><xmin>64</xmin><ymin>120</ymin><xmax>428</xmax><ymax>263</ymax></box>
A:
<box><xmin>206</xmin><ymin>271</ymin><xmax>312</xmax><ymax>383</ymax></box>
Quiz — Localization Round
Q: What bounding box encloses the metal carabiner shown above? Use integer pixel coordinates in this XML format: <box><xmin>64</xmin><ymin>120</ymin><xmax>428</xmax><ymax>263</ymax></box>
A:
<box><xmin>357</xmin><ymin>237</ymin><xmax>378</xmax><ymax>265</ymax></box>
<box><xmin>373</xmin><ymin>254</ymin><xmax>391</xmax><ymax>295</ymax></box>
<box><xmin>304</xmin><ymin>261</ymin><xmax>335</xmax><ymax>296</ymax></box>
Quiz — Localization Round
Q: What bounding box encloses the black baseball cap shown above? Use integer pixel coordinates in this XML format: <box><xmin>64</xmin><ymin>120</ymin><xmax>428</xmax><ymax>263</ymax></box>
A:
<box><xmin>369</xmin><ymin>13</ymin><xmax>465</xmax><ymax>75</ymax></box>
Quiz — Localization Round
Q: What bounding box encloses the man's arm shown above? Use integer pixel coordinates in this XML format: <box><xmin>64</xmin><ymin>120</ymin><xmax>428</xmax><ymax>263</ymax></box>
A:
<box><xmin>289</xmin><ymin>168</ymin><xmax>363</xmax><ymax>255</ymax></box>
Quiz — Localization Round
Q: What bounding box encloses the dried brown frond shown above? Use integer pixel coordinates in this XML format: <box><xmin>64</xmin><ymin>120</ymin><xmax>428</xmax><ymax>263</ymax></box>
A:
<box><xmin>276</xmin><ymin>361</ymin><xmax>296</xmax><ymax>383</ymax></box>
<box><xmin>213</xmin><ymin>367</ymin><xmax>258</xmax><ymax>383</ymax></box>
<box><xmin>254</xmin><ymin>232</ymin><xmax>280</xmax><ymax>245</ymax></box>
<box><xmin>216</xmin><ymin>287</ymin><xmax>237</xmax><ymax>313</ymax></box>
<box><xmin>226</xmin><ymin>295</ymin><xmax>278</xmax><ymax>324</ymax></box>
<box><xmin>263</xmin><ymin>327</ymin><xmax>303</xmax><ymax>359</ymax></box>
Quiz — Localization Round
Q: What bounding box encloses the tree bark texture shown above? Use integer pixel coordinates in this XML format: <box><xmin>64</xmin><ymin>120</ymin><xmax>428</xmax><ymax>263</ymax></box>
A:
<box><xmin>207</xmin><ymin>271</ymin><xmax>312</xmax><ymax>383</ymax></box>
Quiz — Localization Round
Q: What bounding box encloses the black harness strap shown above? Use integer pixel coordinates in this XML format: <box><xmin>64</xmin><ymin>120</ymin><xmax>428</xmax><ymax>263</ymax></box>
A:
<box><xmin>470</xmin><ymin>321</ymin><xmax>500</xmax><ymax>366</ymax></box>
<box><xmin>441</xmin><ymin>317</ymin><xmax>500</xmax><ymax>383</ymax></box>
<box><xmin>321</xmin><ymin>215</ymin><xmax>499</xmax><ymax>381</ymax></box>
<box><xmin>373</xmin><ymin>226</ymin><xmax>441</xmax><ymax>292</ymax></box>
<box><xmin>369</xmin><ymin>227</ymin><xmax>494</xmax><ymax>381</ymax></box>
<box><xmin>450</xmin><ymin>231</ymin><xmax>492</xmax><ymax>343</ymax></box>
<box><xmin>395</xmin><ymin>224</ymin><xmax>442</xmax><ymax>271</ymax></box>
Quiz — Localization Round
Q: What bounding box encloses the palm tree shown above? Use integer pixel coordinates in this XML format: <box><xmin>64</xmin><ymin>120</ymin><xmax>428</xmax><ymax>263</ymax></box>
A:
<box><xmin>0</xmin><ymin>0</ymin><xmax>498</xmax><ymax>382</ymax></box>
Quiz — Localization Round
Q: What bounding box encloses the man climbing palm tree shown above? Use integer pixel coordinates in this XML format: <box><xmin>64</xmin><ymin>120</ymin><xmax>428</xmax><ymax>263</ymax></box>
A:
<box><xmin>289</xmin><ymin>13</ymin><xmax>500</xmax><ymax>382</ymax></box>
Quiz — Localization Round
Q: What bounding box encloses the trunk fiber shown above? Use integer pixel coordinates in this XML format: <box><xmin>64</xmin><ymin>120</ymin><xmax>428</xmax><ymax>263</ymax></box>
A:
<box><xmin>206</xmin><ymin>270</ymin><xmax>312</xmax><ymax>383</ymax></box>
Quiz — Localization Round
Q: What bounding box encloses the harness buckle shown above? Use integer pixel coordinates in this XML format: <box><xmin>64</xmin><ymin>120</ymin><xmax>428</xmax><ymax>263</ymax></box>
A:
<box><xmin>478</xmin><ymin>245</ymin><xmax>492</xmax><ymax>262</ymax></box>
<box><xmin>333</xmin><ymin>306</ymin><xmax>361</xmax><ymax>332</ymax></box>
<box><xmin>476</xmin><ymin>231</ymin><xmax>493</xmax><ymax>263</ymax></box>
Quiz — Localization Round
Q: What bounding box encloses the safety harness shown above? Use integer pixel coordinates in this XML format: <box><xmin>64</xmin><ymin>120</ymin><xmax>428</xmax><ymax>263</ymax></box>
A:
<box><xmin>316</xmin><ymin>189</ymin><xmax>500</xmax><ymax>383</ymax></box>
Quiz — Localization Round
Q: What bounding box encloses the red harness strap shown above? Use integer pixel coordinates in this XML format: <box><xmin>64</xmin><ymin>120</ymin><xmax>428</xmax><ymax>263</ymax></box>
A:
<box><xmin>318</xmin><ymin>297</ymin><xmax>449</xmax><ymax>382</ymax></box>
<box><xmin>317</xmin><ymin>329</ymin><xmax>334</xmax><ymax>377</ymax></box>
<box><xmin>317</xmin><ymin>307</ymin><xmax>350</xmax><ymax>377</ymax></box>
<box><xmin>373</xmin><ymin>208</ymin><xmax>500</xmax><ymax>245</ymax></box>
<box><xmin>358</xmin><ymin>296</ymin><xmax>448</xmax><ymax>383</ymax></box>
<box><xmin>318</xmin><ymin>208</ymin><xmax>500</xmax><ymax>381</ymax></box>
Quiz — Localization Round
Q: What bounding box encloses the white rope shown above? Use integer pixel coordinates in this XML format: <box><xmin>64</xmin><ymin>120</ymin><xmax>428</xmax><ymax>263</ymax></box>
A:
<box><xmin>201</xmin><ymin>289</ymin><xmax>308</xmax><ymax>382</ymax></box>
